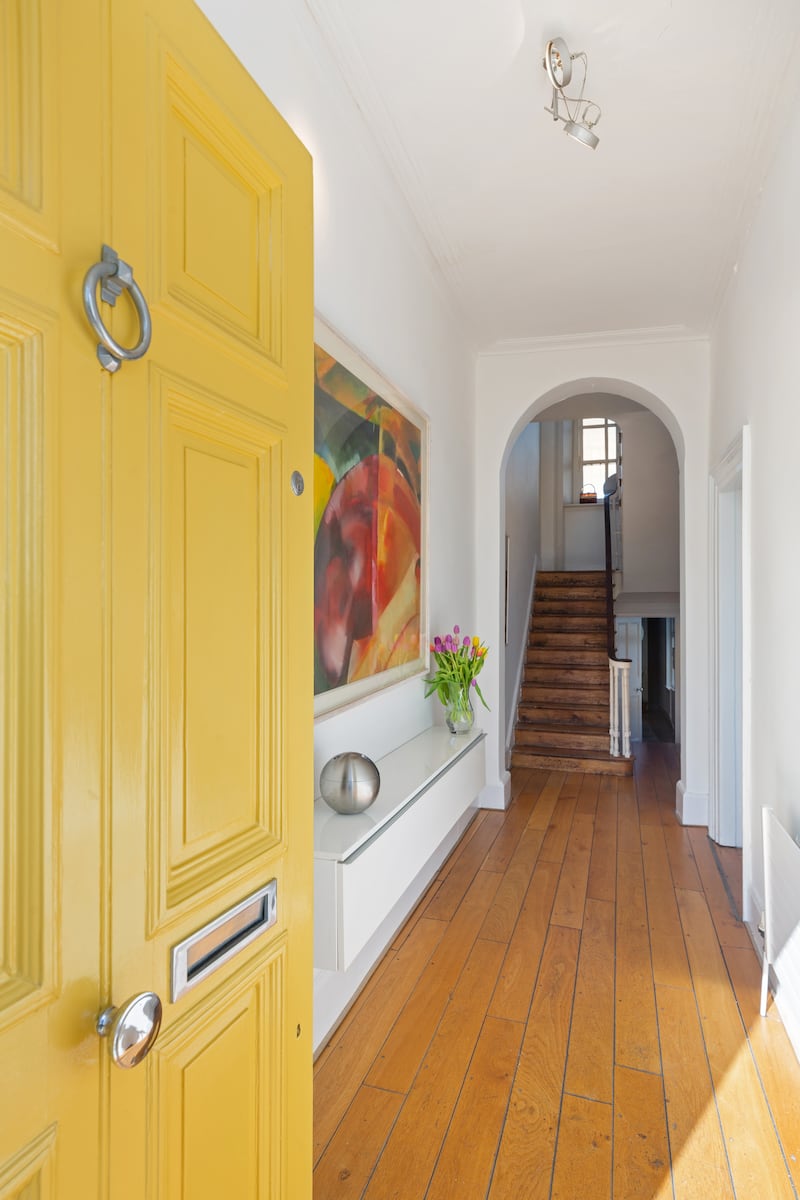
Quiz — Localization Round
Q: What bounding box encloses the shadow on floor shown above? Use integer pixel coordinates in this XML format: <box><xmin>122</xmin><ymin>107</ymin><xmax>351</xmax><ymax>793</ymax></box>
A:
<box><xmin>642</xmin><ymin>705</ymin><xmax>674</xmax><ymax>743</ymax></box>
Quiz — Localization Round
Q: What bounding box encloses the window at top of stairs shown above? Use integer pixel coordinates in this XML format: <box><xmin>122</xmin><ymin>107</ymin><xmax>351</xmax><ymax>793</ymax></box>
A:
<box><xmin>578</xmin><ymin>417</ymin><xmax>620</xmax><ymax>500</ymax></box>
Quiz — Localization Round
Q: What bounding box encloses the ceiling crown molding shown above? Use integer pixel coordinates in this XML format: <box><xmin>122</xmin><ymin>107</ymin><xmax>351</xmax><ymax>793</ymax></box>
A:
<box><xmin>481</xmin><ymin>324</ymin><xmax>710</xmax><ymax>356</ymax></box>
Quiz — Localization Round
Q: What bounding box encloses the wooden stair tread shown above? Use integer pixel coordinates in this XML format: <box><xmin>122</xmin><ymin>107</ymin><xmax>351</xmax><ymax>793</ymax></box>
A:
<box><xmin>534</xmin><ymin>587</ymin><xmax>606</xmax><ymax>601</ymax></box>
<box><xmin>516</xmin><ymin>732</ymin><xmax>609</xmax><ymax>751</ymax></box>
<box><xmin>527</xmin><ymin>649</ymin><xmax>608</xmax><ymax>664</ymax></box>
<box><xmin>517</xmin><ymin>707</ymin><xmax>607</xmax><ymax>727</ymax></box>
<box><xmin>527</xmin><ymin>649</ymin><xmax>608</xmax><ymax>659</ymax></box>
<box><xmin>510</xmin><ymin>748</ymin><xmax>633</xmax><ymax>776</ymax></box>
<box><xmin>526</xmin><ymin>669</ymin><xmax>609</xmax><ymax>685</ymax></box>
<box><xmin>536</xmin><ymin>571</ymin><xmax>606</xmax><ymax>584</ymax></box>
<box><xmin>516</xmin><ymin>719</ymin><xmax>608</xmax><ymax>733</ymax></box>
<box><xmin>533</xmin><ymin>613</ymin><xmax>606</xmax><ymax>623</ymax></box>
<box><xmin>532</xmin><ymin>638</ymin><xmax>606</xmax><ymax>648</ymax></box>
<box><xmin>533</xmin><ymin>604</ymin><xmax>606</xmax><ymax>616</ymax></box>
<box><xmin>513</xmin><ymin>568</ymin><xmax>632</xmax><ymax>777</ymax></box>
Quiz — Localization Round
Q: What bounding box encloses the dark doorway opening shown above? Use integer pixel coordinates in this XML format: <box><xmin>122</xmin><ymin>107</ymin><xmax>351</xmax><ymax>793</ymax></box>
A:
<box><xmin>642</xmin><ymin>617</ymin><xmax>675</xmax><ymax>743</ymax></box>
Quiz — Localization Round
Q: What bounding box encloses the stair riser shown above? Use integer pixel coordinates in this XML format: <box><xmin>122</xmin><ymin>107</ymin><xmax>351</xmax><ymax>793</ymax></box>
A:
<box><xmin>525</xmin><ymin>666</ymin><xmax>608</xmax><ymax>685</ymax></box>
<box><xmin>527</xmin><ymin>648</ymin><xmax>608</xmax><ymax>666</ymax></box>
<box><xmin>533</xmin><ymin>615</ymin><xmax>606</xmax><ymax>631</ymax></box>
<box><xmin>522</xmin><ymin>685</ymin><xmax>609</xmax><ymax>706</ymax></box>
<box><xmin>518</xmin><ymin>705</ymin><xmax>607</xmax><ymax>727</ymax></box>
<box><xmin>536</xmin><ymin>572</ymin><xmax>606</xmax><ymax>587</ymax></box>
<box><xmin>534</xmin><ymin>587</ymin><xmax>606</xmax><ymax>603</ymax></box>
<box><xmin>516</xmin><ymin>728</ymin><xmax>608</xmax><ymax>751</ymax></box>
<box><xmin>511</xmin><ymin>750</ymin><xmax>633</xmax><ymax>777</ymax></box>
<box><xmin>512</xmin><ymin>569</ymin><xmax>629</xmax><ymax>779</ymax></box>
<box><xmin>533</xmin><ymin>602</ymin><xmax>607</xmax><ymax>617</ymax></box>
<box><xmin>532</xmin><ymin>632</ymin><xmax>606</xmax><ymax>649</ymax></box>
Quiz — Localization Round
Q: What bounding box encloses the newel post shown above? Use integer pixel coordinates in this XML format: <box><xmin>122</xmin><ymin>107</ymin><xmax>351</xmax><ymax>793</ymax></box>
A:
<box><xmin>619</xmin><ymin>660</ymin><xmax>632</xmax><ymax>758</ymax></box>
<box><xmin>609</xmin><ymin>659</ymin><xmax>620</xmax><ymax>756</ymax></box>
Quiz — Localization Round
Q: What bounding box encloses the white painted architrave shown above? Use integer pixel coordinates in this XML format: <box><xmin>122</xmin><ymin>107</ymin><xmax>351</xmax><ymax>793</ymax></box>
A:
<box><xmin>709</xmin><ymin>428</ymin><xmax>752</xmax><ymax>912</ymax></box>
<box><xmin>506</xmin><ymin>553</ymin><xmax>539</xmax><ymax>767</ymax></box>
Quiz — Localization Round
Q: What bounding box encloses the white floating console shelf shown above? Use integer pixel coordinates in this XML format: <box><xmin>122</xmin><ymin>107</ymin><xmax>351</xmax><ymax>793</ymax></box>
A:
<box><xmin>313</xmin><ymin>726</ymin><xmax>486</xmax><ymax>973</ymax></box>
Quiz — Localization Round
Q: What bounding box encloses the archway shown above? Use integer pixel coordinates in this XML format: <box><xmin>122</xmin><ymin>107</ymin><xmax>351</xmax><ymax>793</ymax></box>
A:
<box><xmin>474</xmin><ymin>342</ymin><xmax>709</xmax><ymax>829</ymax></box>
<box><xmin>502</xmin><ymin>391</ymin><xmax>681</xmax><ymax>771</ymax></box>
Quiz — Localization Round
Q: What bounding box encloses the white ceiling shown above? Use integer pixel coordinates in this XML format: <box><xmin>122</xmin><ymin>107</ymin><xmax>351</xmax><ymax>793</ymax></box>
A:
<box><xmin>305</xmin><ymin>0</ymin><xmax>800</xmax><ymax>349</ymax></box>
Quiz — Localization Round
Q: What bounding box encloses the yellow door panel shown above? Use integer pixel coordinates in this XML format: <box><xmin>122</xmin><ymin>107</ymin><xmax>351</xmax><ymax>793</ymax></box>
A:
<box><xmin>0</xmin><ymin>1123</ymin><xmax>56</xmax><ymax>1199</ymax></box>
<box><xmin>106</xmin><ymin>1</ymin><xmax>313</xmax><ymax>1197</ymax></box>
<box><xmin>148</xmin><ymin>375</ymin><xmax>285</xmax><ymax>925</ymax></box>
<box><xmin>157</xmin><ymin>30</ymin><xmax>287</xmax><ymax>372</ymax></box>
<box><xmin>1</xmin><ymin>0</ymin><xmax>312</xmax><ymax>1196</ymax></box>
<box><xmin>0</xmin><ymin>0</ymin><xmax>59</xmax><ymax>249</ymax></box>
<box><xmin>1</xmin><ymin>0</ymin><xmax>106</xmax><ymax>1195</ymax></box>
<box><xmin>153</xmin><ymin>943</ymin><xmax>286</xmax><ymax>1198</ymax></box>
<box><xmin>0</xmin><ymin>304</ymin><xmax>55</xmax><ymax>1026</ymax></box>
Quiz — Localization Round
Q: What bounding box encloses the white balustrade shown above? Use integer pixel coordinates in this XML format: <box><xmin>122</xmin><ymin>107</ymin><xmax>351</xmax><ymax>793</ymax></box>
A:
<box><xmin>608</xmin><ymin>657</ymin><xmax>632</xmax><ymax>758</ymax></box>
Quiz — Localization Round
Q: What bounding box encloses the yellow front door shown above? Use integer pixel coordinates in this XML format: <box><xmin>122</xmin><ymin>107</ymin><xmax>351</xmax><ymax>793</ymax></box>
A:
<box><xmin>0</xmin><ymin>1</ymin><xmax>313</xmax><ymax>1196</ymax></box>
<box><xmin>0</xmin><ymin>1</ymin><xmax>107</xmax><ymax>1193</ymax></box>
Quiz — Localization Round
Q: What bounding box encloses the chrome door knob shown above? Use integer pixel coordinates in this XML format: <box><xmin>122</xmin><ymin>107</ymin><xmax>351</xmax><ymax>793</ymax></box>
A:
<box><xmin>96</xmin><ymin>991</ymin><xmax>163</xmax><ymax>1069</ymax></box>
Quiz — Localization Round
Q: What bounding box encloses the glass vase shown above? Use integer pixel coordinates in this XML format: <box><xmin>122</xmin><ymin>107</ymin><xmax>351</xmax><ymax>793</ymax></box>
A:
<box><xmin>445</xmin><ymin>688</ymin><xmax>475</xmax><ymax>734</ymax></box>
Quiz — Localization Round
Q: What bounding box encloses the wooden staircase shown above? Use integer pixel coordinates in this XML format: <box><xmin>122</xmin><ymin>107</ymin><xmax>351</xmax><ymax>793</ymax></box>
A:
<box><xmin>511</xmin><ymin>570</ymin><xmax>634</xmax><ymax>776</ymax></box>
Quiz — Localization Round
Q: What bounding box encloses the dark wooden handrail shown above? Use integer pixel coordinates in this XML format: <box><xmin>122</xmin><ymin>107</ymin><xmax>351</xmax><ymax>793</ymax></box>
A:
<box><xmin>603</xmin><ymin>488</ymin><xmax>615</xmax><ymax>658</ymax></box>
<box><xmin>604</xmin><ymin>478</ymin><xmax>632</xmax><ymax>758</ymax></box>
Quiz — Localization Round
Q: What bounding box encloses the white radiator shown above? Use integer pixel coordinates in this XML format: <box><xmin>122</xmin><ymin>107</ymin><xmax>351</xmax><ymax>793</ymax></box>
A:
<box><xmin>761</xmin><ymin>807</ymin><xmax>800</xmax><ymax>1057</ymax></box>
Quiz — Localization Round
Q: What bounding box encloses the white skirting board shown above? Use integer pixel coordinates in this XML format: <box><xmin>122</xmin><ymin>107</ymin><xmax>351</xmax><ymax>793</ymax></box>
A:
<box><xmin>676</xmin><ymin>781</ymin><xmax>708</xmax><ymax>826</ymax></box>
<box><xmin>761</xmin><ymin>806</ymin><xmax>800</xmax><ymax>1061</ymax></box>
<box><xmin>478</xmin><ymin>772</ymin><xmax>511</xmax><ymax>810</ymax></box>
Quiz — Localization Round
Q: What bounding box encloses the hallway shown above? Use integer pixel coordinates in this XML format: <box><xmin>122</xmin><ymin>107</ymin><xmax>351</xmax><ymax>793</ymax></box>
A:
<box><xmin>313</xmin><ymin>747</ymin><xmax>800</xmax><ymax>1198</ymax></box>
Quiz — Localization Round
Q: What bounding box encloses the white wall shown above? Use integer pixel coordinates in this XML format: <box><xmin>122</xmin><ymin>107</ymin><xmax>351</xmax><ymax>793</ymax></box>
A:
<box><xmin>563</xmin><ymin>505</ymin><xmax>605</xmax><ymax>571</ymax></box>
<box><xmin>503</xmin><ymin>423</ymin><xmax>540</xmax><ymax>755</ymax></box>
<box><xmin>197</xmin><ymin>0</ymin><xmax>476</xmax><ymax>767</ymax></box>
<box><xmin>197</xmin><ymin>0</ymin><xmax>478</xmax><ymax>1042</ymax></box>
<box><xmin>538</xmin><ymin>421</ymin><xmax>564</xmax><ymax>570</ymax></box>
<box><xmin>476</xmin><ymin>340</ymin><xmax>710</xmax><ymax>817</ymax></box>
<box><xmin>618</xmin><ymin>411</ymin><xmax>679</xmax><ymax>594</ymax></box>
<box><xmin>535</xmin><ymin>397</ymin><xmax>679</xmax><ymax>591</ymax></box>
<box><xmin>711</xmin><ymin>95</ymin><xmax>800</xmax><ymax>937</ymax></box>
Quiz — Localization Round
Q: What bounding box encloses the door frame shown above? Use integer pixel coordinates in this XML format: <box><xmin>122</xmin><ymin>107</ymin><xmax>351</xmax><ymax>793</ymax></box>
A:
<box><xmin>709</xmin><ymin>428</ymin><xmax>752</xmax><ymax>905</ymax></box>
<box><xmin>614</xmin><ymin>616</ymin><xmax>644</xmax><ymax>742</ymax></box>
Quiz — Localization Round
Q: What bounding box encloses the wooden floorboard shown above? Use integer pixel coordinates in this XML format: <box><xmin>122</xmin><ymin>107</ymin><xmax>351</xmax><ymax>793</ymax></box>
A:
<box><xmin>612</xmin><ymin>1065</ymin><xmax>672</xmax><ymax>1200</ymax></box>
<box><xmin>488</xmin><ymin>858</ymin><xmax>561</xmax><ymax>1024</ymax></box>
<box><xmin>564</xmin><ymin>897</ymin><xmax>615</xmax><ymax>1104</ymax></box>
<box><xmin>363</xmin><ymin>939</ymin><xmax>505</xmax><ymax>1199</ymax></box>
<box><xmin>365</xmin><ymin>870</ymin><xmax>502</xmax><ymax>1095</ymax></box>
<box><xmin>480</xmin><ymin>826</ymin><xmax>545</xmax><ymax>943</ymax></box>
<box><xmin>314</xmin><ymin>744</ymin><xmax>800</xmax><ymax>1199</ymax></box>
<box><xmin>551</xmin><ymin>1093</ymin><xmax>612</xmax><ymax>1200</ymax></box>
<box><xmin>489</xmin><ymin>925</ymin><xmax>580</xmax><ymax>1200</ymax></box>
<box><xmin>425</xmin><ymin>1016</ymin><xmax>522</xmax><ymax>1200</ymax></box>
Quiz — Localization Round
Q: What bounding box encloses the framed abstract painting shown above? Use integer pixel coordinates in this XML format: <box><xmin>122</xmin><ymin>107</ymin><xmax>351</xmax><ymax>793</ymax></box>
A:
<box><xmin>313</xmin><ymin>317</ymin><xmax>428</xmax><ymax>716</ymax></box>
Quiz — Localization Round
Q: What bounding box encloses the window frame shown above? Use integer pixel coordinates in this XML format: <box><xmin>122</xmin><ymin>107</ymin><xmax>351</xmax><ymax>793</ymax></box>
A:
<box><xmin>575</xmin><ymin>417</ymin><xmax>621</xmax><ymax>502</ymax></box>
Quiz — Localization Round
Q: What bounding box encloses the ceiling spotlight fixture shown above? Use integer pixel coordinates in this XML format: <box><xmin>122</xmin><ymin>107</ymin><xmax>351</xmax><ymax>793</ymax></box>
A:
<box><xmin>543</xmin><ymin>37</ymin><xmax>601</xmax><ymax>150</ymax></box>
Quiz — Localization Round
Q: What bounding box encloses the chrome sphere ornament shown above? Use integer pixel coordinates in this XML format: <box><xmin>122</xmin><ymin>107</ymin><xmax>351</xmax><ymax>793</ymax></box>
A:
<box><xmin>320</xmin><ymin>752</ymin><xmax>380</xmax><ymax>815</ymax></box>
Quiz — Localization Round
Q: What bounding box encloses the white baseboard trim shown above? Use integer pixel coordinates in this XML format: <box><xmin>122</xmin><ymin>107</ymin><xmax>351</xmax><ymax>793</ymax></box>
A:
<box><xmin>478</xmin><ymin>772</ymin><xmax>511</xmax><ymax>810</ymax></box>
<box><xmin>744</xmin><ymin>917</ymin><xmax>764</xmax><ymax>960</ymax></box>
<box><xmin>745</xmin><ymin>882</ymin><xmax>764</xmax><ymax>933</ymax></box>
<box><xmin>506</xmin><ymin>554</ymin><xmax>539</xmax><ymax>759</ymax></box>
<box><xmin>676</xmin><ymin>781</ymin><xmax>708</xmax><ymax>826</ymax></box>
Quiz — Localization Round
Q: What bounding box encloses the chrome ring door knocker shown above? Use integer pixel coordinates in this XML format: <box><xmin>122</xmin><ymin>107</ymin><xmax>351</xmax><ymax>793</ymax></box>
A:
<box><xmin>82</xmin><ymin>244</ymin><xmax>152</xmax><ymax>373</ymax></box>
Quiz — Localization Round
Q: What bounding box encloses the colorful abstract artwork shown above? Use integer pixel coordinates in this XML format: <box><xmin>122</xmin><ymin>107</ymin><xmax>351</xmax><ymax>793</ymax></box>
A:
<box><xmin>313</xmin><ymin>327</ymin><xmax>426</xmax><ymax>712</ymax></box>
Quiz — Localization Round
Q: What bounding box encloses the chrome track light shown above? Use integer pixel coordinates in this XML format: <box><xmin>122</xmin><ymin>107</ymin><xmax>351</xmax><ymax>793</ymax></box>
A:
<box><xmin>543</xmin><ymin>37</ymin><xmax>601</xmax><ymax>150</ymax></box>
